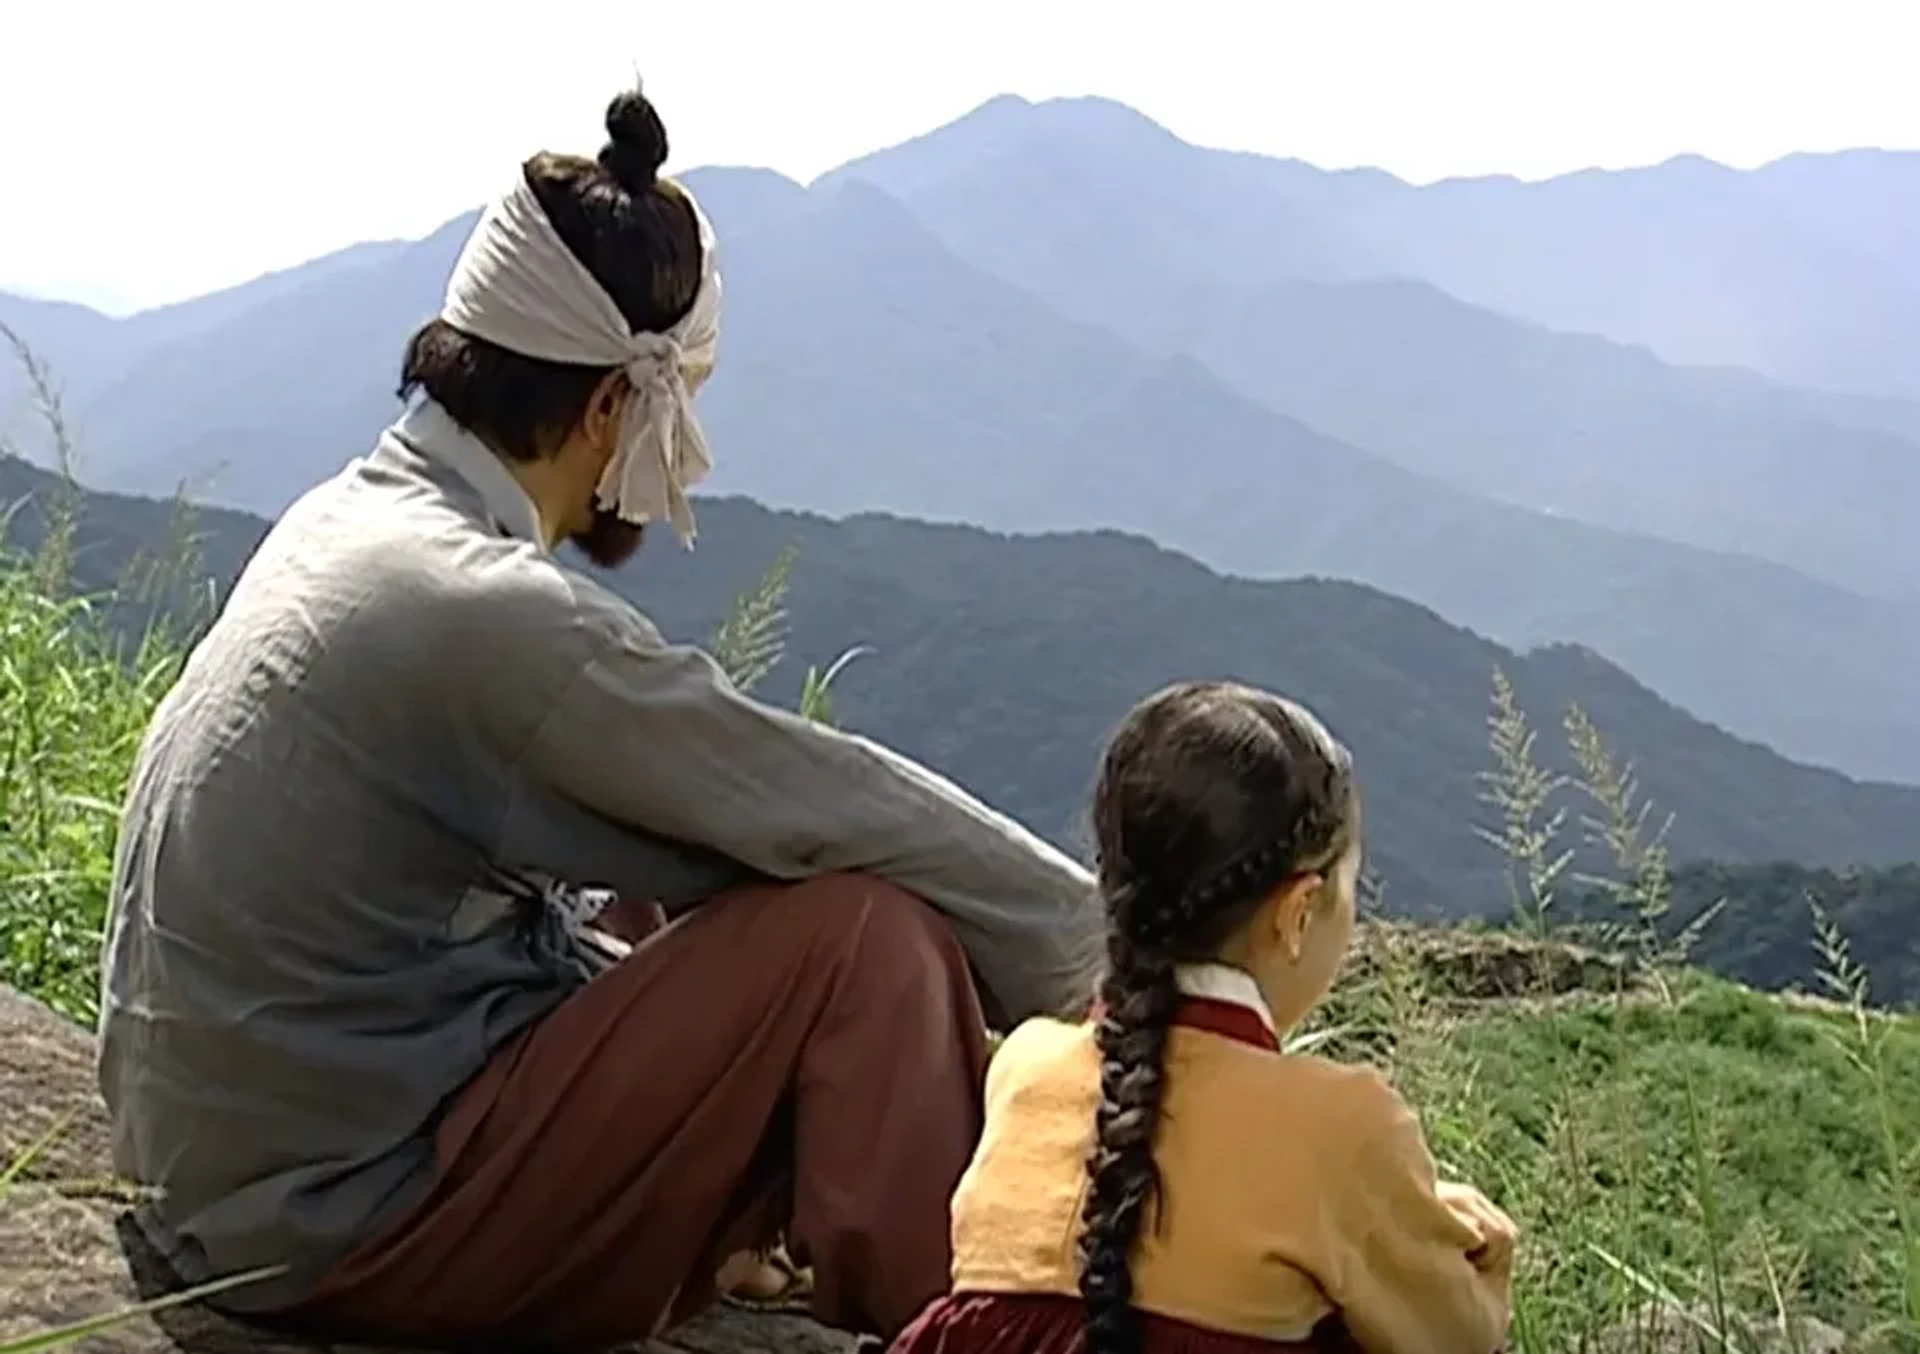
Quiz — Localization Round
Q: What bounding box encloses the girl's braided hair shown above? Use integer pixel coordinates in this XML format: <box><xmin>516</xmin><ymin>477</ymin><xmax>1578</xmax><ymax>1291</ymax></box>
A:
<box><xmin>1078</xmin><ymin>681</ymin><xmax>1356</xmax><ymax>1354</ymax></box>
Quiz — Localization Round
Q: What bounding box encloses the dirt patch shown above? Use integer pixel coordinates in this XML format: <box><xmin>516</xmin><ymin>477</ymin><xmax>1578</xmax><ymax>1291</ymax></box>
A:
<box><xmin>1</xmin><ymin>981</ymin><xmax>115</xmax><ymax>1184</ymax></box>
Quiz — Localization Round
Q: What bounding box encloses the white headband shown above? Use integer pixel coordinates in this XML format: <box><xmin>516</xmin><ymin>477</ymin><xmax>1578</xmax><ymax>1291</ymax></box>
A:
<box><xmin>438</xmin><ymin>173</ymin><xmax>722</xmax><ymax>546</ymax></box>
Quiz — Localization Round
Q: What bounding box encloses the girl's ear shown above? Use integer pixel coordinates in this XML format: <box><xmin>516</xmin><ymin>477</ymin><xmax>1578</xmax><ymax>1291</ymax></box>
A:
<box><xmin>1269</xmin><ymin>872</ymin><xmax>1326</xmax><ymax>962</ymax></box>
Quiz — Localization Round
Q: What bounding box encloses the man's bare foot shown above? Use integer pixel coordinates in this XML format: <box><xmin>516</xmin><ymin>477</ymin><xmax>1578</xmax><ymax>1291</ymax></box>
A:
<box><xmin>715</xmin><ymin>1249</ymin><xmax>765</xmax><ymax>1294</ymax></box>
<box><xmin>717</xmin><ymin>1242</ymin><xmax>815</xmax><ymax>1313</ymax></box>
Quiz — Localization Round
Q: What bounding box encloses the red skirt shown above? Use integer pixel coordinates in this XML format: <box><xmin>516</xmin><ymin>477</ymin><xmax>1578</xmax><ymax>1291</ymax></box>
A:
<box><xmin>889</xmin><ymin>1292</ymin><xmax>1360</xmax><ymax>1353</ymax></box>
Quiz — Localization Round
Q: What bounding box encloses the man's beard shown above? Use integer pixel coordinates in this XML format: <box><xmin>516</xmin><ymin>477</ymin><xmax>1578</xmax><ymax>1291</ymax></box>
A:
<box><xmin>570</xmin><ymin>507</ymin><xmax>646</xmax><ymax>570</ymax></box>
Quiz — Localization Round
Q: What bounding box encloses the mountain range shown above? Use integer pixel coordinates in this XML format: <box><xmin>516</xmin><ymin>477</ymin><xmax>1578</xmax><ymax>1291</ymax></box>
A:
<box><xmin>1</xmin><ymin>94</ymin><xmax>1916</xmax><ymax>787</ymax></box>
<box><xmin>4</xmin><ymin>450</ymin><xmax>1917</xmax><ymax>923</ymax></box>
<box><xmin>832</xmin><ymin>95</ymin><xmax>1920</xmax><ymax>403</ymax></box>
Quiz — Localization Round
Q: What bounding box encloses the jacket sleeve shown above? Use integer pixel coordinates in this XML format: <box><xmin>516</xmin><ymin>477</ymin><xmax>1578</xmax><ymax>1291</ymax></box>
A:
<box><xmin>1320</xmin><ymin>1084</ymin><xmax>1513</xmax><ymax>1354</ymax></box>
<box><xmin>515</xmin><ymin>611</ymin><xmax>1104</xmax><ymax>1024</ymax></box>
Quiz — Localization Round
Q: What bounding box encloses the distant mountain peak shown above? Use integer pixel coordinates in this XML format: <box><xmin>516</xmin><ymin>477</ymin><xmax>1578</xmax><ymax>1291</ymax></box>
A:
<box><xmin>819</xmin><ymin>90</ymin><xmax>1188</xmax><ymax>194</ymax></box>
<box><xmin>939</xmin><ymin>92</ymin><xmax>1192</xmax><ymax>163</ymax></box>
<box><xmin>956</xmin><ymin>92</ymin><xmax>1034</xmax><ymax>119</ymax></box>
<box><xmin>682</xmin><ymin>164</ymin><xmax>807</xmax><ymax>196</ymax></box>
<box><xmin>679</xmin><ymin>166</ymin><xmax>811</xmax><ymax>241</ymax></box>
<box><xmin>796</xmin><ymin>176</ymin><xmax>953</xmax><ymax>258</ymax></box>
<box><xmin>1760</xmin><ymin>145</ymin><xmax>1920</xmax><ymax>170</ymax></box>
<box><xmin>934</xmin><ymin>90</ymin><xmax>1180</xmax><ymax>135</ymax></box>
<box><xmin>1022</xmin><ymin>94</ymin><xmax>1182</xmax><ymax>136</ymax></box>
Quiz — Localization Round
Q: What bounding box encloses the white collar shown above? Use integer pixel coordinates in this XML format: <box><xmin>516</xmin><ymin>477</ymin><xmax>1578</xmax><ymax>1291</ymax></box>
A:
<box><xmin>391</xmin><ymin>398</ymin><xmax>548</xmax><ymax>551</ymax></box>
<box><xmin>1174</xmin><ymin>961</ymin><xmax>1277</xmax><ymax>1038</ymax></box>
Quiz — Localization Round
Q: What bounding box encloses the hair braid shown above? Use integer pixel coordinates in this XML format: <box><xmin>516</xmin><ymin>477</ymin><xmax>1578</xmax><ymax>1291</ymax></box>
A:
<box><xmin>1078</xmin><ymin>883</ymin><xmax>1182</xmax><ymax>1354</ymax></box>
<box><xmin>1077</xmin><ymin>679</ymin><xmax>1362</xmax><ymax>1354</ymax></box>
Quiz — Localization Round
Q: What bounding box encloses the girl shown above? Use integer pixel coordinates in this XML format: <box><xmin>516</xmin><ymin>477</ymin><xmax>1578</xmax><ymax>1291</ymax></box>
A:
<box><xmin>890</xmin><ymin>681</ymin><xmax>1517</xmax><ymax>1354</ymax></box>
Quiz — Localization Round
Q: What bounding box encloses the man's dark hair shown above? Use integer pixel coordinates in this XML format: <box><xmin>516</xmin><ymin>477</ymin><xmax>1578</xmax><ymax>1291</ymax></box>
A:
<box><xmin>396</xmin><ymin>87</ymin><xmax>704</xmax><ymax>462</ymax></box>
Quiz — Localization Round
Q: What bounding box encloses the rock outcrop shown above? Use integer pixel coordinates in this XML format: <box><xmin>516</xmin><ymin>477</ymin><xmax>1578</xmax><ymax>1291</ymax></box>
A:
<box><xmin>1348</xmin><ymin>920</ymin><xmax>1640</xmax><ymax>1002</ymax></box>
<box><xmin>0</xmin><ymin>984</ymin><xmax>852</xmax><ymax>1353</ymax></box>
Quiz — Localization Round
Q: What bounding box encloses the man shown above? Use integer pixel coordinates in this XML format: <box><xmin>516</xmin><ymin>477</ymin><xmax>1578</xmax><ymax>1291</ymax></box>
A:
<box><xmin>97</xmin><ymin>88</ymin><xmax>1101</xmax><ymax>1351</ymax></box>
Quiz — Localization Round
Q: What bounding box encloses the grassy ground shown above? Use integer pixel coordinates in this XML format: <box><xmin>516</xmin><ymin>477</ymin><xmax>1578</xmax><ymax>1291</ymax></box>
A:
<box><xmin>0</xmin><ymin>369</ymin><xmax>1913</xmax><ymax>1350</ymax></box>
<box><xmin>1437</xmin><ymin>979</ymin><xmax>1918</xmax><ymax>1345</ymax></box>
<box><xmin>1322</xmin><ymin>941</ymin><xmax>1920</xmax><ymax>1351</ymax></box>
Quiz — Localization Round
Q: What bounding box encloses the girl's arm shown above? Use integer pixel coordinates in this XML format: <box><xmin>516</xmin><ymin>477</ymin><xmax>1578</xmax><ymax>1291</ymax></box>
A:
<box><xmin>1320</xmin><ymin>1088</ymin><xmax>1515</xmax><ymax>1354</ymax></box>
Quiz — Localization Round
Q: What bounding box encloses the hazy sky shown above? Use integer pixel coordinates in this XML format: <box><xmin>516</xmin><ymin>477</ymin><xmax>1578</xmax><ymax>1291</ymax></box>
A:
<box><xmin>4</xmin><ymin>0</ymin><xmax>1913</xmax><ymax>314</ymax></box>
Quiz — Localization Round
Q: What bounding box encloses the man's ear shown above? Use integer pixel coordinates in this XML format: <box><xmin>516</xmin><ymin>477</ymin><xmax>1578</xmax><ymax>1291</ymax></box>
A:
<box><xmin>582</xmin><ymin>370</ymin><xmax>631</xmax><ymax>446</ymax></box>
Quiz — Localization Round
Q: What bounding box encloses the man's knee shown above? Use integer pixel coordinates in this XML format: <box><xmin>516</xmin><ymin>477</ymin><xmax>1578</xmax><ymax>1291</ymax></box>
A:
<box><xmin>801</xmin><ymin>871</ymin><xmax>955</xmax><ymax>946</ymax></box>
<box><xmin>790</xmin><ymin>873</ymin><xmax>990</xmax><ymax>1100</ymax></box>
<box><xmin>790</xmin><ymin>873</ymin><xmax>970</xmax><ymax>988</ymax></box>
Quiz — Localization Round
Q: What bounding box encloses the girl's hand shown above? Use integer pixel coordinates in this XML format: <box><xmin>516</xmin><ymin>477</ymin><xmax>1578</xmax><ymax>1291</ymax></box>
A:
<box><xmin>1436</xmin><ymin>1181</ymin><xmax>1518</xmax><ymax>1276</ymax></box>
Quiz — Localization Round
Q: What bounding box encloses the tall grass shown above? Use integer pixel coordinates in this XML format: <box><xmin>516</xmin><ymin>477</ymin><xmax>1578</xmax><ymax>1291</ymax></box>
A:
<box><xmin>0</xmin><ymin>325</ymin><xmax>198</xmax><ymax>1026</ymax></box>
<box><xmin>0</xmin><ymin>338</ymin><xmax>1914</xmax><ymax>1351</ymax></box>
